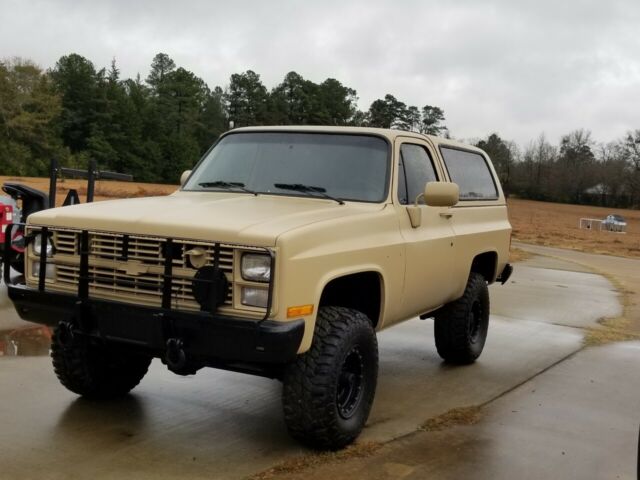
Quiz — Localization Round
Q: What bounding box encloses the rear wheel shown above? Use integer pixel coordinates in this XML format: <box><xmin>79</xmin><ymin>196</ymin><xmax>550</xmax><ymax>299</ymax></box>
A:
<box><xmin>434</xmin><ymin>272</ymin><xmax>490</xmax><ymax>364</ymax></box>
<box><xmin>282</xmin><ymin>306</ymin><xmax>378</xmax><ymax>450</ymax></box>
<box><xmin>51</xmin><ymin>325</ymin><xmax>152</xmax><ymax>399</ymax></box>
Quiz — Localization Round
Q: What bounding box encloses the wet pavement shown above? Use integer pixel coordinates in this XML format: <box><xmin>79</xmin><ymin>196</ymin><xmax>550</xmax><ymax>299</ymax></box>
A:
<box><xmin>515</xmin><ymin>242</ymin><xmax>640</xmax><ymax>334</ymax></box>
<box><xmin>0</xmin><ymin>255</ymin><xmax>630</xmax><ymax>479</ymax></box>
<box><xmin>0</xmin><ymin>277</ymin><xmax>52</xmax><ymax>357</ymax></box>
<box><xmin>271</xmin><ymin>341</ymin><xmax>640</xmax><ymax>480</ymax></box>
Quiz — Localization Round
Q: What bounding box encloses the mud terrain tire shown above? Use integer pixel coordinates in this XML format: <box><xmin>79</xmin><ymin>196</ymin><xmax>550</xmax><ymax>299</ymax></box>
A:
<box><xmin>282</xmin><ymin>306</ymin><xmax>378</xmax><ymax>450</ymax></box>
<box><xmin>434</xmin><ymin>272</ymin><xmax>490</xmax><ymax>364</ymax></box>
<box><xmin>51</xmin><ymin>326</ymin><xmax>152</xmax><ymax>399</ymax></box>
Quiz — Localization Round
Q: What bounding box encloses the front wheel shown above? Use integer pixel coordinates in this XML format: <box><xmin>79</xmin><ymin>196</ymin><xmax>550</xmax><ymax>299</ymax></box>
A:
<box><xmin>434</xmin><ymin>272</ymin><xmax>490</xmax><ymax>364</ymax></box>
<box><xmin>282</xmin><ymin>306</ymin><xmax>378</xmax><ymax>450</ymax></box>
<box><xmin>51</xmin><ymin>325</ymin><xmax>152</xmax><ymax>399</ymax></box>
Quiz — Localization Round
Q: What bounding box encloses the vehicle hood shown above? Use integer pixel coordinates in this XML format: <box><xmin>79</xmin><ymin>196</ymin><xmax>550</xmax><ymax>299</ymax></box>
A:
<box><xmin>27</xmin><ymin>191</ymin><xmax>385</xmax><ymax>246</ymax></box>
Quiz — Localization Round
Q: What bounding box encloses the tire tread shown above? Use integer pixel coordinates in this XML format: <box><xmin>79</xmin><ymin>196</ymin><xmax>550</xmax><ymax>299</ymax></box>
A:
<box><xmin>434</xmin><ymin>273</ymin><xmax>490</xmax><ymax>364</ymax></box>
<box><xmin>51</xmin><ymin>328</ymin><xmax>151</xmax><ymax>399</ymax></box>
<box><xmin>282</xmin><ymin>306</ymin><xmax>378</xmax><ymax>450</ymax></box>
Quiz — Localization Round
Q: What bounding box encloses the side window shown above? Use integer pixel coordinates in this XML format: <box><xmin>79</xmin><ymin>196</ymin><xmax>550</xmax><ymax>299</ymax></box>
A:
<box><xmin>441</xmin><ymin>147</ymin><xmax>498</xmax><ymax>200</ymax></box>
<box><xmin>398</xmin><ymin>144</ymin><xmax>438</xmax><ymax>205</ymax></box>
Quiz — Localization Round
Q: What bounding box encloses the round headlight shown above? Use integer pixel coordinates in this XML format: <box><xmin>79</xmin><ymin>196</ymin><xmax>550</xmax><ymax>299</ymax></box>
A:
<box><xmin>33</xmin><ymin>234</ymin><xmax>53</xmax><ymax>257</ymax></box>
<box><xmin>241</xmin><ymin>253</ymin><xmax>271</xmax><ymax>282</ymax></box>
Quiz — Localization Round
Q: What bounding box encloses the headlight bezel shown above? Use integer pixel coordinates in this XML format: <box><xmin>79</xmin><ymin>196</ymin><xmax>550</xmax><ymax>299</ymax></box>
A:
<box><xmin>241</xmin><ymin>252</ymin><xmax>271</xmax><ymax>283</ymax></box>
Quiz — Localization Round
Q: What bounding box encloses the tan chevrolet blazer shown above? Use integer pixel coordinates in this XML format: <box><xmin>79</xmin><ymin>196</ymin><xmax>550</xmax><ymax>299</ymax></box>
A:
<box><xmin>6</xmin><ymin>126</ymin><xmax>512</xmax><ymax>449</ymax></box>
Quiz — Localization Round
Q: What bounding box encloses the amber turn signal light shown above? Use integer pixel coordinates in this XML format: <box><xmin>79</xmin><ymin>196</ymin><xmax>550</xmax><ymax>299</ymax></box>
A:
<box><xmin>287</xmin><ymin>304</ymin><xmax>314</xmax><ymax>318</ymax></box>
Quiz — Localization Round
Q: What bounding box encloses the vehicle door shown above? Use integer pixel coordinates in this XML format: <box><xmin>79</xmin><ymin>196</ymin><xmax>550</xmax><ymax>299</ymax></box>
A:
<box><xmin>393</xmin><ymin>137</ymin><xmax>458</xmax><ymax>322</ymax></box>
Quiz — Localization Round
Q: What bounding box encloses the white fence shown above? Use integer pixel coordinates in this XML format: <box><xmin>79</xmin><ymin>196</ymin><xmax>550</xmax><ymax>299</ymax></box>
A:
<box><xmin>579</xmin><ymin>218</ymin><xmax>627</xmax><ymax>233</ymax></box>
<box><xmin>579</xmin><ymin>218</ymin><xmax>603</xmax><ymax>230</ymax></box>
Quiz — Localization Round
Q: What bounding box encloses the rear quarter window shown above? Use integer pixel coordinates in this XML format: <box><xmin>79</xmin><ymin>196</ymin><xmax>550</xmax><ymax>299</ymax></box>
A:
<box><xmin>440</xmin><ymin>147</ymin><xmax>498</xmax><ymax>200</ymax></box>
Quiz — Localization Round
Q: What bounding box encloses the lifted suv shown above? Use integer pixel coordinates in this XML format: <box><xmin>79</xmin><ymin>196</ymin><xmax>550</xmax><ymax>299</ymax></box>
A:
<box><xmin>6</xmin><ymin>126</ymin><xmax>512</xmax><ymax>449</ymax></box>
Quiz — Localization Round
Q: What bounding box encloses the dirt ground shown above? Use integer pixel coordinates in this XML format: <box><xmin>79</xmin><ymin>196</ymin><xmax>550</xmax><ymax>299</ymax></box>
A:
<box><xmin>2</xmin><ymin>176</ymin><xmax>639</xmax><ymax>258</ymax></box>
<box><xmin>508</xmin><ymin>197</ymin><xmax>640</xmax><ymax>258</ymax></box>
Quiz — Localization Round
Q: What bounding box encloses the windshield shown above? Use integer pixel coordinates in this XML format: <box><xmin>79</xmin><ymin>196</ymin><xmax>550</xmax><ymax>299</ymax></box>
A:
<box><xmin>184</xmin><ymin>132</ymin><xmax>390</xmax><ymax>203</ymax></box>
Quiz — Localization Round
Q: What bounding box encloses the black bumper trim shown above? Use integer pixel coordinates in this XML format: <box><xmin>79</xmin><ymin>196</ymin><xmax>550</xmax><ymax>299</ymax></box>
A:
<box><xmin>8</xmin><ymin>284</ymin><xmax>304</xmax><ymax>365</ymax></box>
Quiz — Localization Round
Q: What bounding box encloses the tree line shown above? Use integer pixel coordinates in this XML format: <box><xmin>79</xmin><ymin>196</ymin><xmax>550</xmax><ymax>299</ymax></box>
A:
<box><xmin>479</xmin><ymin>130</ymin><xmax>640</xmax><ymax>208</ymax></box>
<box><xmin>0</xmin><ymin>53</ymin><xmax>638</xmax><ymax>208</ymax></box>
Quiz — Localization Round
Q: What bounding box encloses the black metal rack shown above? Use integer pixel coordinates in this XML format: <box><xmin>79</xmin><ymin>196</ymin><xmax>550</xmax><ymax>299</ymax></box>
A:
<box><xmin>0</xmin><ymin>159</ymin><xmax>134</xmax><ymax>271</ymax></box>
<box><xmin>48</xmin><ymin>158</ymin><xmax>134</xmax><ymax>207</ymax></box>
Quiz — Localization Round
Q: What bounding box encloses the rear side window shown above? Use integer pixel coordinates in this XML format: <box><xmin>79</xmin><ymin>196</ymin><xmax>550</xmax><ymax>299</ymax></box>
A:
<box><xmin>398</xmin><ymin>144</ymin><xmax>438</xmax><ymax>205</ymax></box>
<box><xmin>440</xmin><ymin>147</ymin><xmax>498</xmax><ymax>200</ymax></box>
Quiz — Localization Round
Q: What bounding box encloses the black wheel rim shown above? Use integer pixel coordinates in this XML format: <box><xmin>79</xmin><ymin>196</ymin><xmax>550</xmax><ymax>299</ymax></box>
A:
<box><xmin>337</xmin><ymin>347</ymin><xmax>364</xmax><ymax>419</ymax></box>
<box><xmin>468</xmin><ymin>300</ymin><xmax>483</xmax><ymax>344</ymax></box>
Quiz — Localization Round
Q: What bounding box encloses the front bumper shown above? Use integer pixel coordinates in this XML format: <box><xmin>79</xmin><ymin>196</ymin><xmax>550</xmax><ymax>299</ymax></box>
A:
<box><xmin>8</xmin><ymin>284</ymin><xmax>304</xmax><ymax>366</ymax></box>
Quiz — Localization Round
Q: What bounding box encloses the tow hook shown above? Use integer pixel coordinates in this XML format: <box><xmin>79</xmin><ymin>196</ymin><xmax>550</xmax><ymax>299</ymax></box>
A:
<box><xmin>165</xmin><ymin>338</ymin><xmax>187</xmax><ymax>372</ymax></box>
<box><xmin>57</xmin><ymin>321</ymin><xmax>76</xmax><ymax>347</ymax></box>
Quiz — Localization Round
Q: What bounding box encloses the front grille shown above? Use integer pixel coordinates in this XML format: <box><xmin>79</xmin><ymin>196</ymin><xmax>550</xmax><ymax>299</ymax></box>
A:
<box><xmin>55</xmin><ymin>231</ymin><xmax>234</xmax><ymax>271</ymax></box>
<box><xmin>34</xmin><ymin>229</ymin><xmax>245</xmax><ymax>313</ymax></box>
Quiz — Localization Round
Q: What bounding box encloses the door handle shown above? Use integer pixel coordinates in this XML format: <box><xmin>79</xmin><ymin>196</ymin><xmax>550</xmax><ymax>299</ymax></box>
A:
<box><xmin>439</xmin><ymin>211</ymin><xmax>454</xmax><ymax>219</ymax></box>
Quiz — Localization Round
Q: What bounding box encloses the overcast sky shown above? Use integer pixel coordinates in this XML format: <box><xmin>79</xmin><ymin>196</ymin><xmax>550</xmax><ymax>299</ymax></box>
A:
<box><xmin>1</xmin><ymin>0</ymin><xmax>639</xmax><ymax>147</ymax></box>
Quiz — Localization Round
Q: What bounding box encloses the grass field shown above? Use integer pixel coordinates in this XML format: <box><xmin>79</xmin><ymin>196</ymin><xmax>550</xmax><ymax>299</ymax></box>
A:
<box><xmin>1</xmin><ymin>176</ymin><xmax>638</xmax><ymax>258</ymax></box>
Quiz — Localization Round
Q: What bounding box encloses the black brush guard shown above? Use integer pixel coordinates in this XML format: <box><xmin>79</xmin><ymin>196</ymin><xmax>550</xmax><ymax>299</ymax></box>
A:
<box><xmin>3</xmin><ymin>224</ymin><xmax>304</xmax><ymax>377</ymax></box>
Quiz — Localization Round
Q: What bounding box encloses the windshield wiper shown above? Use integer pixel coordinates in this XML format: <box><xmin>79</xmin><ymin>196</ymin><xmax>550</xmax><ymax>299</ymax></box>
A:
<box><xmin>198</xmin><ymin>181</ymin><xmax>258</xmax><ymax>196</ymax></box>
<box><xmin>274</xmin><ymin>183</ymin><xmax>344</xmax><ymax>205</ymax></box>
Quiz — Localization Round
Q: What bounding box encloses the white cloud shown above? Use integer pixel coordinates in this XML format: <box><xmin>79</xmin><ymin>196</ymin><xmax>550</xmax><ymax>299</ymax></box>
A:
<box><xmin>1</xmin><ymin>0</ymin><xmax>639</xmax><ymax>145</ymax></box>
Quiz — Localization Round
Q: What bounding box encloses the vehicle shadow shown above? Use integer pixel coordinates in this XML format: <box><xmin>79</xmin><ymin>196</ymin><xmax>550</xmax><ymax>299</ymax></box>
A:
<box><xmin>49</xmin><ymin>379</ymin><xmax>303</xmax><ymax>478</ymax></box>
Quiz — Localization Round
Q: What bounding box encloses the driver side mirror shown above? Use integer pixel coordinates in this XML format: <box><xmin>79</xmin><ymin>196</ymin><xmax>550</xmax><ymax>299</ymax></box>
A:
<box><xmin>180</xmin><ymin>170</ymin><xmax>192</xmax><ymax>187</ymax></box>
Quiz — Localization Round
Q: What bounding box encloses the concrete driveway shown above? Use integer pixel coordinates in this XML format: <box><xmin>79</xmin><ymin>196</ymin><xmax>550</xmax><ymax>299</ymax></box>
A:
<box><xmin>0</xmin><ymin>255</ymin><xmax>626</xmax><ymax>479</ymax></box>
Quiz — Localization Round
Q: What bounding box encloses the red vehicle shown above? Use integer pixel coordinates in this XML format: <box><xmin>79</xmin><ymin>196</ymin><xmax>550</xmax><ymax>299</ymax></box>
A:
<box><xmin>0</xmin><ymin>201</ymin><xmax>23</xmax><ymax>271</ymax></box>
<box><xmin>0</xmin><ymin>202</ymin><xmax>14</xmax><ymax>244</ymax></box>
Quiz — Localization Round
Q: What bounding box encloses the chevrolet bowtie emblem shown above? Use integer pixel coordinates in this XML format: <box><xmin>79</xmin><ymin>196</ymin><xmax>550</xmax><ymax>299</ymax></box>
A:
<box><xmin>118</xmin><ymin>261</ymin><xmax>149</xmax><ymax>276</ymax></box>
